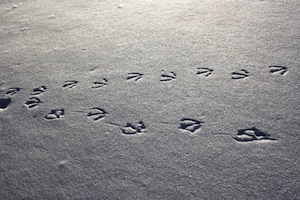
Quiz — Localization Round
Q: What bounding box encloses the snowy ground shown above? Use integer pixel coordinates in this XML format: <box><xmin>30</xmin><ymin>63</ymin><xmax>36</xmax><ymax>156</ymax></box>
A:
<box><xmin>0</xmin><ymin>0</ymin><xmax>299</xmax><ymax>199</ymax></box>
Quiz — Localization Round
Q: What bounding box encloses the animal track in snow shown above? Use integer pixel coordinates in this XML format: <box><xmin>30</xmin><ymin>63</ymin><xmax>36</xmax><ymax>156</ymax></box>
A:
<box><xmin>92</xmin><ymin>78</ymin><xmax>108</xmax><ymax>89</ymax></box>
<box><xmin>233</xmin><ymin>127</ymin><xmax>276</xmax><ymax>142</ymax></box>
<box><xmin>5</xmin><ymin>87</ymin><xmax>21</xmax><ymax>97</ymax></box>
<box><xmin>0</xmin><ymin>97</ymin><xmax>11</xmax><ymax>109</ymax></box>
<box><xmin>231</xmin><ymin>69</ymin><xmax>250</xmax><ymax>79</ymax></box>
<box><xmin>120</xmin><ymin>121</ymin><xmax>146</xmax><ymax>135</ymax></box>
<box><xmin>269</xmin><ymin>66</ymin><xmax>288</xmax><ymax>75</ymax></box>
<box><xmin>1</xmin><ymin>87</ymin><xmax>21</xmax><ymax>110</ymax></box>
<box><xmin>63</xmin><ymin>81</ymin><xmax>78</xmax><ymax>89</ymax></box>
<box><xmin>45</xmin><ymin>109</ymin><xmax>65</xmax><ymax>120</ymax></box>
<box><xmin>196</xmin><ymin>67</ymin><xmax>214</xmax><ymax>77</ymax></box>
<box><xmin>87</xmin><ymin>108</ymin><xmax>108</xmax><ymax>121</ymax></box>
<box><xmin>160</xmin><ymin>70</ymin><xmax>176</xmax><ymax>82</ymax></box>
<box><xmin>25</xmin><ymin>97</ymin><xmax>42</xmax><ymax>109</ymax></box>
<box><xmin>127</xmin><ymin>73</ymin><xmax>144</xmax><ymax>82</ymax></box>
<box><xmin>179</xmin><ymin>118</ymin><xmax>204</xmax><ymax>133</ymax></box>
<box><xmin>30</xmin><ymin>86</ymin><xmax>47</xmax><ymax>95</ymax></box>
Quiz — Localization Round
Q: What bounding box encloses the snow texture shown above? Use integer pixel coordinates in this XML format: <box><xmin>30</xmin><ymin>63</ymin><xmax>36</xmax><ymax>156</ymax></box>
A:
<box><xmin>0</xmin><ymin>0</ymin><xmax>299</xmax><ymax>199</ymax></box>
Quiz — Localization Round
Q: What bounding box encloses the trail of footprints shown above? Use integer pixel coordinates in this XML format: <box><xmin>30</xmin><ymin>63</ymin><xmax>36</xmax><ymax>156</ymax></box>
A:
<box><xmin>0</xmin><ymin>65</ymin><xmax>288</xmax><ymax>141</ymax></box>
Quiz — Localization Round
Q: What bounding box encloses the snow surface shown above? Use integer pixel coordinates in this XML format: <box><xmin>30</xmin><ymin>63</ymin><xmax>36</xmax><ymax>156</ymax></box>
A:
<box><xmin>0</xmin><ymin>0</ymin><xmax>299</xmax><ymax>199</ymax></box>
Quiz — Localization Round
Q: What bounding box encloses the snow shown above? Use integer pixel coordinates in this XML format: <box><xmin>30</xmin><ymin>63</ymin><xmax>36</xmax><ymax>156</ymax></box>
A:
<box><xmin>1</xmin><ymin>0</ymin><xmax>299</xmax><ymax>199</ymax></box>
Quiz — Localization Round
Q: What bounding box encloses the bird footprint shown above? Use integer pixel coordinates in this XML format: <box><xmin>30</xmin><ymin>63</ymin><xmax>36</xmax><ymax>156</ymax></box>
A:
<box><xmin>231</xmin><ymin>69</ymin><xmax>250</xmax><ymax>79</ymax></box>
<box><xmin>5</xmin><ymin>87</ymin><xmax>21</xmax><ymax>97</ymax></box>
<box><xmin>31</xmin><ymin>86</ymin><xmax>47</xmax><ymax>95</ymax></box>
<box><xmin>25</xmin><ymin>97</ymin><xmax>42</xmax><ymax>109</ymax></box>
<box><xmin>233</xmin><ymin>127</ymin><xmax>276</xmax><ymax>142</ymax></box>
<box><xmin>92</xmin><ymin>78</ymin><xmax>108</xmax><ymax>89</ymax></box>
<box><xmin>121</xmin><ymin>121</ymin><xmax>146</xmax><ymax>135</ymax></box>
<box><xmin>63</xmin><ymin>81</ymin><xmax>78</xmax><ymax>89</ymax></box>
<box><xmin>127</xmin><ymin>73</ymin><xmax>144</xmax><ymax>82</ymax></box>
<box><xmin>45</xmin><ymin>109</ymin><xmax>65</xmax><ymax>120</ymax></box>
<box><xmin>179</xmin><ymin>118</ymin><xmax>204</xmax><ymax>133</ymax></box>
<box><xmin>160</xmin><ymin>70</ymin><xmax>177</xmax><ymax>82</ymax></box>
<box><xmin>196</xmin><ymin>67</ymin><xmax>214</xmax><ymax>77</ymax></box>
<box><xmin>269</xmin><ymin>66</ymin><xmax>288</xmax><ymax>75</ymax></box>
<box><xmin>87</xmin><ymin>108</ymin><xmax>108</xmax><ymax>121</ymax></box>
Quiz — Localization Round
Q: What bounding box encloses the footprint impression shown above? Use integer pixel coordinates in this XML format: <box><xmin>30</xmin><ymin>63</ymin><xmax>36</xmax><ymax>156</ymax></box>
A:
<box><xmin>45</xmin><ymin>109</ymin><xmax>65</xmax><ymax>120</ymax></box>
<box><xmin>92</xmin><ymin>78</ymin><xmax>108</xmax><ymax>89</ymax></box>
<box><xmin>179</xmin><ymin>118</ymin><xmax>204</xmax><ymax>133</ymax></box>
<box><xmin>160</xmin><ymin>70</ymin><xmax>177</xmax><ymax>82</ymax></box>
<box><xmin>121</xmin><ymin>121</ymin><xmax>146</xmax><ymax>135</ymax></box>
<box><xmin>196</xmin><ymin>67</ymin><xmax>214</xmax><ymax>77</ymax></box>
<box><xmin>231</xmin><ymin>69</ymin><xmax>250</xmax><ymax>80</ymax></box>
<box><xmin>87</xmin><ymin>108</ymin><xmax>108</xmax><ymax>121</ymax></box>
<box><xmin>269</xmin><ymin>66</ymin><xmax>288</xmax><ymax>76</ymax></box>
<box><xmin>25</xmin><ymin>86</ymin><xmax>47</xmax><ymax>109</ymax></box>
<box><xmin>0</xmin><ymin>87</ymin><xmax>21</xmax><ymax>110</ymax></box>
<box><xmin>127</xmin><ymin>73</ymin><xmax>144</xmax><ymax>82</ymax></box>
<box><xmin>63</xmin><ymin>81</ymin><xmax>78</xmax><ymax>89</ymax></box>
<box><xmin>233</xmin><ymin>127</ymin><xmax>276</xmax><ymax>142</ymax></box>
<box><xmin>5</xmin><ymin>87</ymin><xmax>21</xmax><ymax>97</ymax></box>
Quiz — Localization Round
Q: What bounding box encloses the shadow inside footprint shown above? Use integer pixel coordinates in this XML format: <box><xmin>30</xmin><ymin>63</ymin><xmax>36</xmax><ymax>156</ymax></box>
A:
<box><xmin>0</xmin><ymin>97</ymin><xmax>11</xmax><ymax>109</ymax></box>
